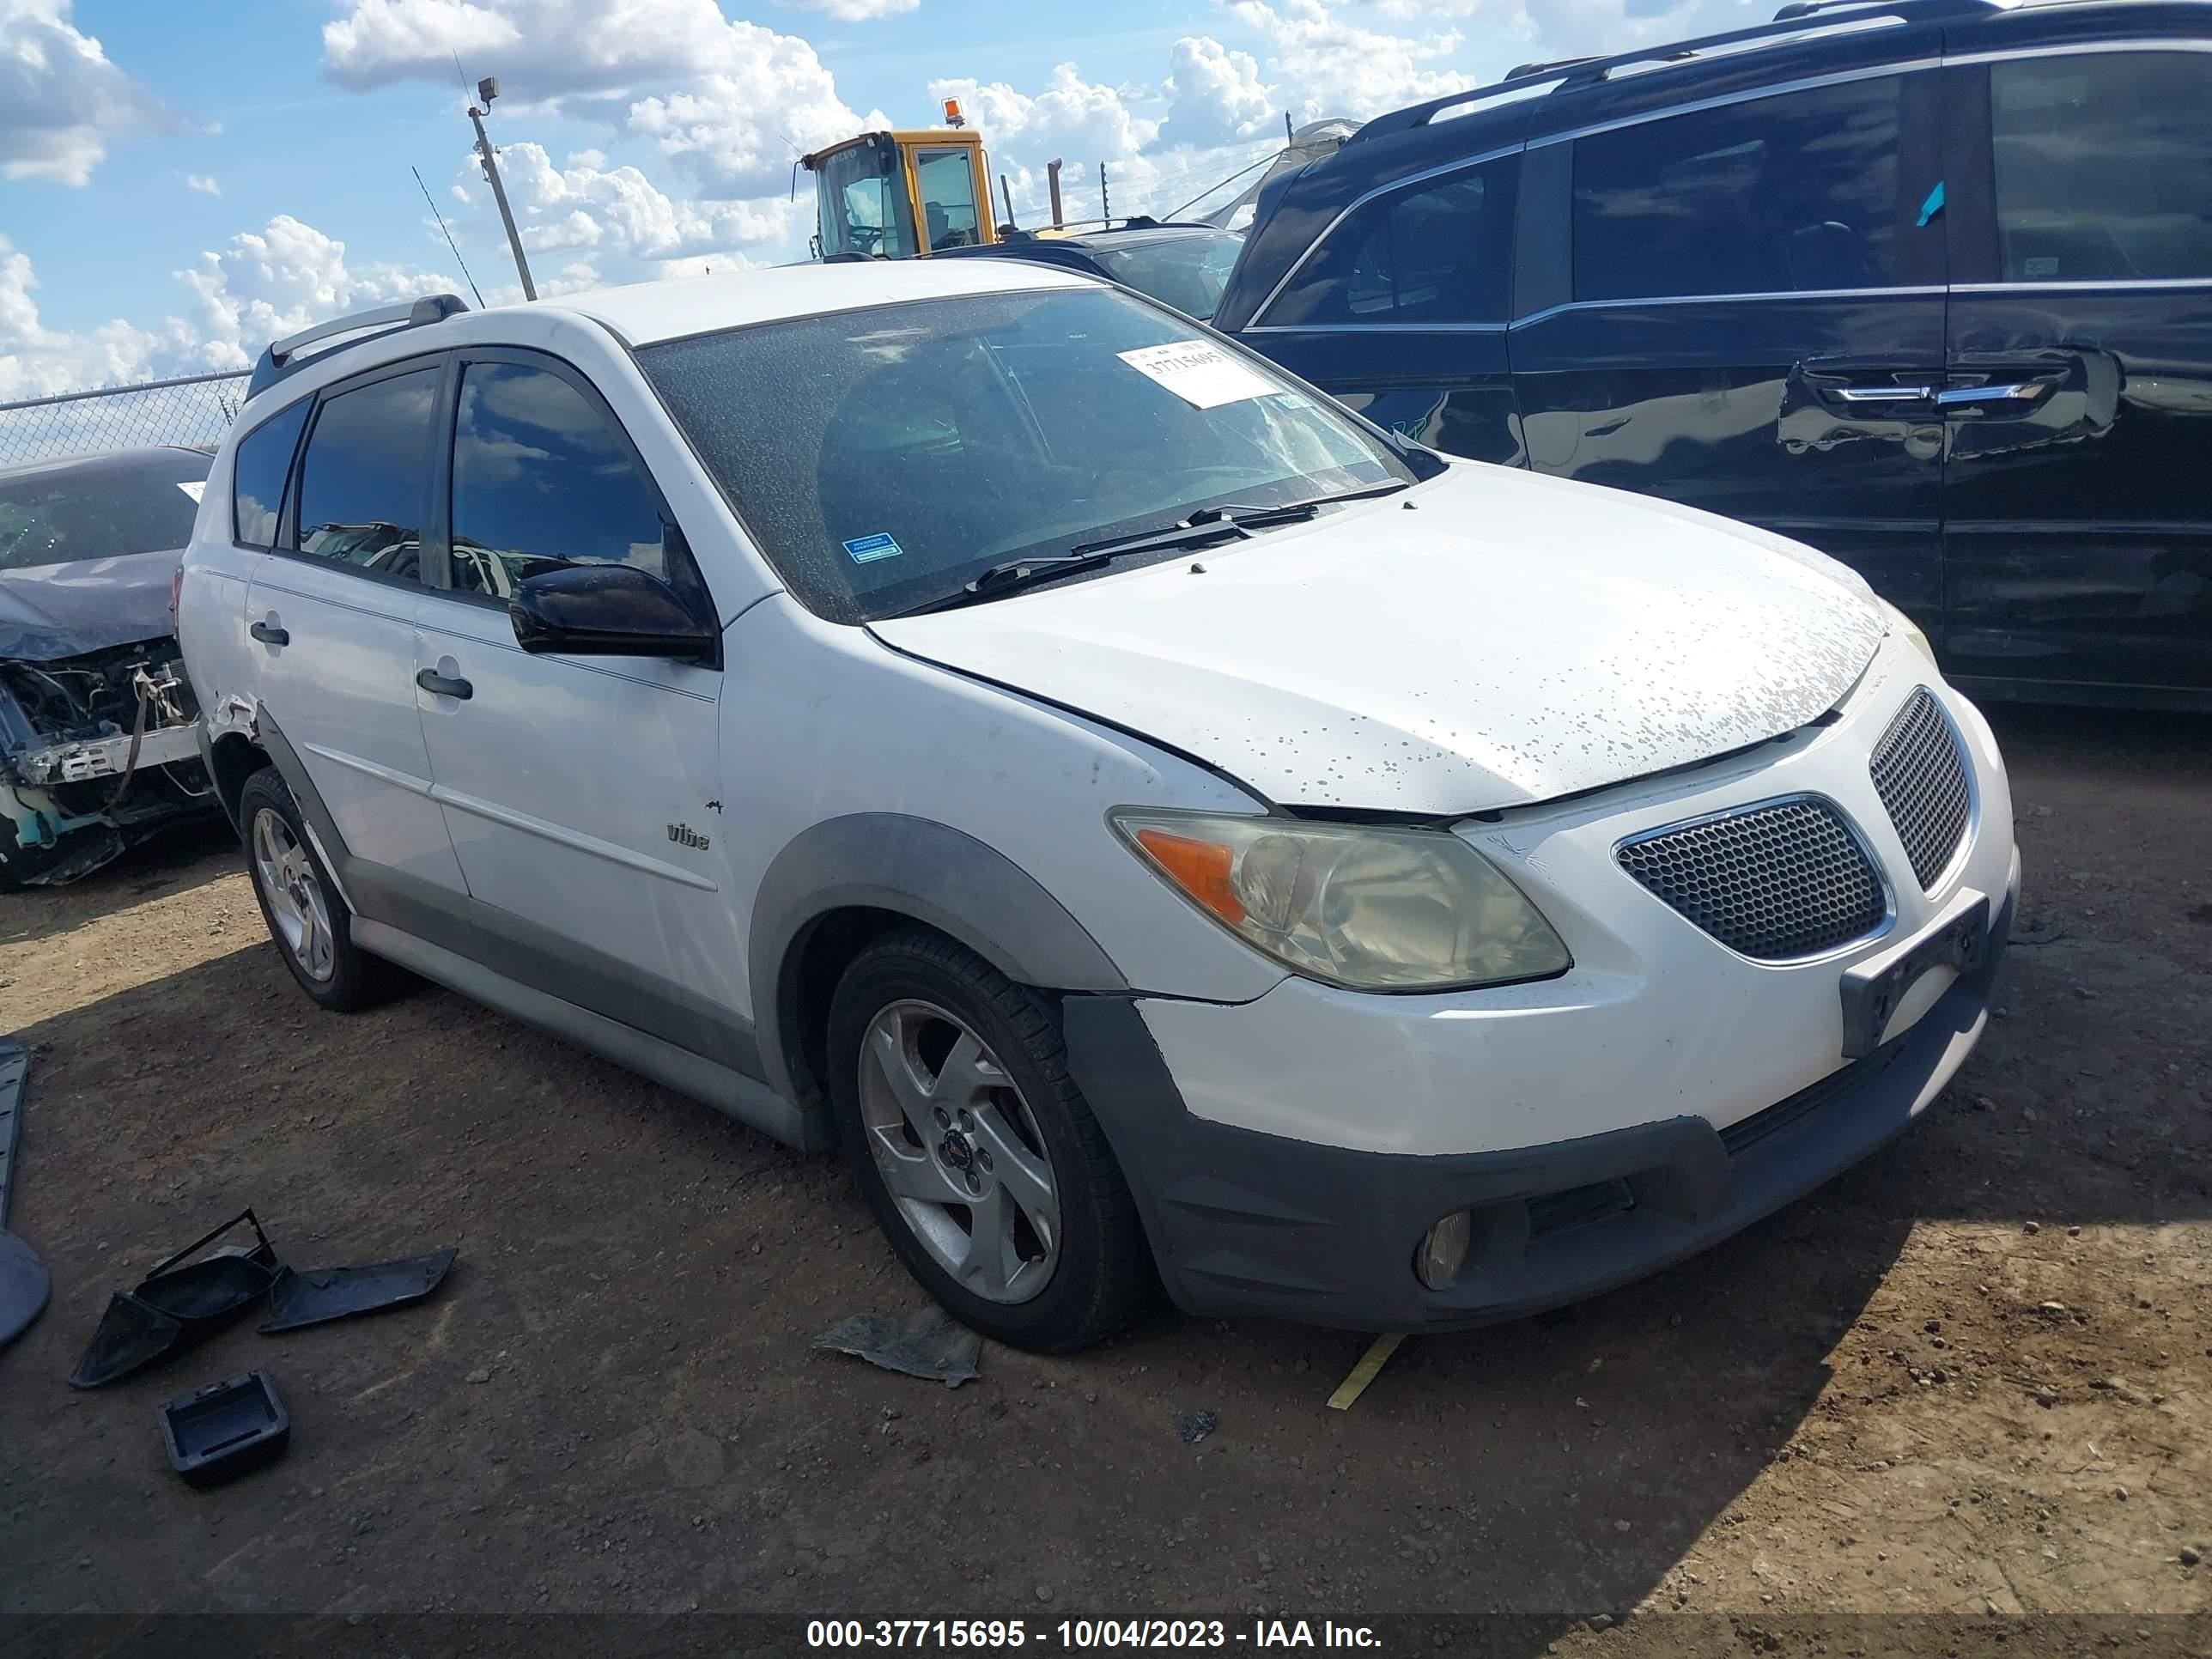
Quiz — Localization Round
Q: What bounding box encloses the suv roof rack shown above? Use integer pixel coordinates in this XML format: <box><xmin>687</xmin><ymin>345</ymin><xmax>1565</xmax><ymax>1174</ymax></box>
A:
<box><xmin>1353</xmin><ymin>0</ymin><xmax>2010</xmax><ymax>143</ymax></box>
<box><xmin>1501</xmin><ymin>55</ymin><xmax>1602</xmax><ymax>80</ymax></box>
<box><xmin>246</xmin><ymin>294</ymin><xmax>470</xmax><ymax>400</ymax></box>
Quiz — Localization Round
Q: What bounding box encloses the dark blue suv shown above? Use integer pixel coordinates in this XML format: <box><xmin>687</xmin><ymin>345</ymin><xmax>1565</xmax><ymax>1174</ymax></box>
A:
<box><xmin>1214</xmin><ymin>0</ymin><xmax>2212</xmax><ymax>708</ymax></box>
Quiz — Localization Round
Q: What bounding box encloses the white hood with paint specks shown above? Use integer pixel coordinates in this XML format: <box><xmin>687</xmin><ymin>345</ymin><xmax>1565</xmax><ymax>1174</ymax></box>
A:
<box><xmin>869</xmin><ymin>463</ymin><xmax>1888</xmax><ymax>815</ymax></box>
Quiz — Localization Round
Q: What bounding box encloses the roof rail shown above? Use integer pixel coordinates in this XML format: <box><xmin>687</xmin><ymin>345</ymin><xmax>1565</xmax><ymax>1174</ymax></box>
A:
<box><xmin>1502</xmin><ymin>55</ymin><xmax>1602</xmax><ymax>80</ymax></box>
<box><xmin>246</xmin><ymin>293</ymin><xmax>470</xmax><ymax>400</ymax></box>
<box><xmin>1353</xmin><ymin>0</ymin><xmax>2007</xmax><ymax>143</ymax></box>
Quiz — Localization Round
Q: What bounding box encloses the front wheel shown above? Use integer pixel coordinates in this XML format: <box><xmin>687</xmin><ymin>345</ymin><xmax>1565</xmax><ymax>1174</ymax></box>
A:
<box><xmin>827</xmin><ymin>927</ymin><xmax>1154</xmax><ymax>1352</ymax></box>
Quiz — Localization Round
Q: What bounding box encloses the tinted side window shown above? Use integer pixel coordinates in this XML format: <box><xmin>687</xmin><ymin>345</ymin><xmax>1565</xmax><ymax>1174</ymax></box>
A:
<box><xmin>449</xmin><ymin>362</ymin><xmax>672</xmax><ymax>599</ymax></box>
<box><xmin>1263</xmin><ymin>158</ymin><xmax>1517</xmax><ymax>326</ymax></box>
<box><xmin>1991</xmin><ymin>52</ymin><xmax>2212</xmax><ymax>283</ymax></box>
<box><xmin>231</xmin><ymin>399</ymin><xmax>309</xmax><ymax>548</ymax></box>
<box><xmin>1573</xmin><ymin>76</ymin><xmax>1905</xmax><ymax>301</ymax></box>
<box><xmin>293</xmin><ymin>367</ymin><xmax>440</xmax><ymax>580</ymax></box>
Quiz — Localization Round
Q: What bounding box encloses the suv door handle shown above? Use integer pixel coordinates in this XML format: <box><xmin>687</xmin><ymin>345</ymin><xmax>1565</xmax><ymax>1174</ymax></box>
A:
<box><xmin>1828</xmin><ymin>383</ymin><xmax>1936</xmax><ymax>404</ymax></box>
<box><xmin>416</xmin><ymin>668</ymin><xmax>473</xmax><ymax>701</ymax></box>
<box><xmin>249</xmin><ymin>620</ymin><xmax>289</xmax><ymax>647</ymax></box>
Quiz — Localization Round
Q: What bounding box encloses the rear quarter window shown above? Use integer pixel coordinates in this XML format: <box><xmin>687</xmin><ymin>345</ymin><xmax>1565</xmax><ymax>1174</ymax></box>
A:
<box><xmin>1990</xmin><ymin>52</ymin><xmax>2212</xmax><ymax>283</ymax></box>
<box><xmin>231</xmin><ymin>398</ymin><xmax>311</xmax><ymax>549</ymax></box>
<box><xmin>1262</xmin><ymin>157</ymin><xmax>1519</xmax><ymax>326</ymax></box>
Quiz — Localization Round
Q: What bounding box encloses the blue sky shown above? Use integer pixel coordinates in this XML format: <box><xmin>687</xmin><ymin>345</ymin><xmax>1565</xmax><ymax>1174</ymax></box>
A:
<box><xmin>1</xmin><ymin>0</ymin><xmax>1741</xmax><ymax>396</ymax></box>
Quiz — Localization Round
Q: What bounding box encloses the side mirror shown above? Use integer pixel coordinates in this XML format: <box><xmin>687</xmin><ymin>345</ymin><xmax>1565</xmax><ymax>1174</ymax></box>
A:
<box><xmin>507</xmin><ymin>563</ymin><xmax>717</xmax><ymax>659</ymax></box>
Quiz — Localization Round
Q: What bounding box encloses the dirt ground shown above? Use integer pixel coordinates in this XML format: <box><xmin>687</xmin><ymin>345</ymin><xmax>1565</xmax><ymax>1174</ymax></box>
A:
<box><xmin>2</xmin><ymin>703</ymin><xmax>2207</xmax><ymax>1656</ymax></box>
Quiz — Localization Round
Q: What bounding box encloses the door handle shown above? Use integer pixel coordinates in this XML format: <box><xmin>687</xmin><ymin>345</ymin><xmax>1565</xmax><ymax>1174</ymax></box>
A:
<box><xmin>249</xmin><ymin>620</ymin><xmax>289</xmax><ymax>647</ymax></box>
<box><xmin>1828</xmin><ymin>383</ymin><xmax>1936</xmax><ymax>404</ymax></box>
<box><xmin>416</xmin><ymin>668</ymin><xmax>473</xmax><ymax>701</ymax></box>
<box><xmin>1934</xmin><ymin>380</ymin><xmax>2050</xmax><ymax>409</ymax></box>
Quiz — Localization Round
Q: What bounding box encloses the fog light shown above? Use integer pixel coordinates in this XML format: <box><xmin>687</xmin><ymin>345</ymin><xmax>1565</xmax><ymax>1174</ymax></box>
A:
<box><xmin>1417</xmin><ymin>1210</ymin><xmax>1472</xmax><ymax>1291</ymax></box>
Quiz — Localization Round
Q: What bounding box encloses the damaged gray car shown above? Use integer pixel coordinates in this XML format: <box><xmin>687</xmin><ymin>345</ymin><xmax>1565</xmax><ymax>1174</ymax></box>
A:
<box><xmin>0</xmin><ymin>447</ymin><xmax>218</xmax><ymax>890</ymax></box>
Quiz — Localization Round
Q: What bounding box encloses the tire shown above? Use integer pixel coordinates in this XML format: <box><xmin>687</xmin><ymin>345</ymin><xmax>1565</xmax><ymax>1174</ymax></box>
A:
<box><xmin>827</xmin><ymin>927</ymin><xmax>1155</xmax><ymax>1352</ymax></box>
<box><xmin>237</xmin><ymin>766</ymin><xmax>409</xmax><ymax>1012</ymax></box>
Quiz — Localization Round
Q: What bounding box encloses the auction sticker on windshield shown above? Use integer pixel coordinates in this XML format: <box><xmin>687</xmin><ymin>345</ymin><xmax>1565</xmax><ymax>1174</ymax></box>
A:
<box><xmin>1117</xmin><ymin>342</ymin><xmax>1274</xmax><ymax>410</ymax></box>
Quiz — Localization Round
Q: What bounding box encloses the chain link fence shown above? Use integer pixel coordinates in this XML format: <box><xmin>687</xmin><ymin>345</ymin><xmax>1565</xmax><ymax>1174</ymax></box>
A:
<box><xmin>0</xmin><ymin>371</ymin><xmax>252</xmax><ymax>469</ymax></box>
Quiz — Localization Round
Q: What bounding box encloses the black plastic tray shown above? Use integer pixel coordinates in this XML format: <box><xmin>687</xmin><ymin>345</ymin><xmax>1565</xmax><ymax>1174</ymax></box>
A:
<box><xmin>161</xmin><ymin>1370</ymin><xmax>290</xmax><ymax>1489</ymax></box>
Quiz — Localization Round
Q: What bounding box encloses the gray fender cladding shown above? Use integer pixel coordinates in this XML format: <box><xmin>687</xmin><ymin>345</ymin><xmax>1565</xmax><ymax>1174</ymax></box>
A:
<box><xmin>749</xmin><ymin>813</ymin><xmax>1127</xmax><ymax>1106</ymax></box>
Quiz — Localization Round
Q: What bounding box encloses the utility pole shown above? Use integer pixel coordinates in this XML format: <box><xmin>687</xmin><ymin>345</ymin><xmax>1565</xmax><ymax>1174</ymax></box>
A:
<box><xmin>466</xmin><ymin>76</ymin><xmax>537</xmax><ymax>301</ymax></box>
<box><xmin>1047</xmin><ymin>159</ymin><xmax>1064</xmax><ymax>228</ymax></box>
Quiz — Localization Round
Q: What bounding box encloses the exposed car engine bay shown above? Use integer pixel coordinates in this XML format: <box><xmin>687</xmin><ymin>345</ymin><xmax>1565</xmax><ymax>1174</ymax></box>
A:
<box><xmin>0</xmin><ymin>637</ymin><xmax>211</xmax><ymax>888</ymax></box>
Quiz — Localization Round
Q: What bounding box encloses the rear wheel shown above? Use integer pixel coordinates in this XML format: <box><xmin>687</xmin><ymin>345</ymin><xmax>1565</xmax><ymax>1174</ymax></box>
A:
<box><xmin>238</xmin><ymin>766</ymin><xmax>408</xmax><ymax>1012</ymax></box>
<box><xmin>827</xmin><ymin>927</ymin><xmax>1153</xmax><ymax>1352</ymax></box>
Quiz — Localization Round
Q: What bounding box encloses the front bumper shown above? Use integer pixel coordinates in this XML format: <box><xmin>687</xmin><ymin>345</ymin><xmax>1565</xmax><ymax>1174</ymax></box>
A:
<box><xmin>1064</xmin><ymin>866</ymin><xmax>2012</xmax><ymax>1331</ymax></box>
<box><xmin>17</xmin><ymin>718</ymin><xmax>202</xmax><ymax>785</ymax></box>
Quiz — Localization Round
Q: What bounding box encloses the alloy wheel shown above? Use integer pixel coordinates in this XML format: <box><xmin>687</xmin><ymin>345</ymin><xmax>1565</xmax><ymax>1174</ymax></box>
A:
<box><xmin>251</xmin><ymin>807</ymin><xmax>336</xmax><ymax>984</ymax></box>
<box><xmin>856</xmin><ymin>999</ymin><xmax>1061</xmax><ymax>1304</ymax></box>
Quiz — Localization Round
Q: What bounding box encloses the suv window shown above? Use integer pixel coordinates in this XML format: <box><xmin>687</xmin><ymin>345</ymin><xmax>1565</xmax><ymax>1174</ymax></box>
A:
<box><xmin>232</xmin><ymin>400</ymin><xmax>309</xmax><ymax>549</ymax></box>
<box><xmin>448</xmin><ymin>362</ymin><xmax>673</xmax><ymax>600</ymax></box>
<box><xmin>1263</xmin><ymin>158</ymin><xmax>1516</xmax><ymax>326</ymax></box>
<box><xmin>1991</xmin><ymin>52</ymin><xmax>2212</xmax><ymax>283</ymax></box>
<box><xmin>293</xmin><ymin>366</ymin><xmax>440</xmax><ymax>580</ymax></box>
<box><xmin>1572</xmin><ymin>76</ymin><xmax>1905</xmax><ymax>301</ymax></box>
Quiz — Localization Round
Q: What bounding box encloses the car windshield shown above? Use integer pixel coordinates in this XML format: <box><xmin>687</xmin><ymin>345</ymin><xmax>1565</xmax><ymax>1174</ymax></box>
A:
<box><xmin>636</xmin><ymin>287</ymin><xmax>1408</xmax><ymax>623</ymax></box>
<box><xmin>1094</xmin><ymin>231</ymin><xmax>1244</xmax><ymax>320</ymax></box>
<box><xmin>0</xmin><ymin>458</ymin><xmax>206</xmax><ymax>574</ymax></box>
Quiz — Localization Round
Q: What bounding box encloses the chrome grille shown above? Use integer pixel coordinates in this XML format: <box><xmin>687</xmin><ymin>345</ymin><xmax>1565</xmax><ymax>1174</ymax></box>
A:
<box><xmin>1618</xmin><ymin>797</ymin><xmax>1886</xmax><ymax>960</ymax></box>
<box><xmin>1870</xmin><ymin>687</ymin><xmax>1971</xmax><ymax>890</ymax></box>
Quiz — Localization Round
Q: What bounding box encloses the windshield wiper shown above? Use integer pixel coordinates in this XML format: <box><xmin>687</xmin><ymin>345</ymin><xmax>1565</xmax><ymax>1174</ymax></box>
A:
<box><xmin>1182</xmin><ymin>478</ymin><xmax>1412</xmax><ymax>526</ymax></box>
<box><xmin>897</xmin><ymin>521</ymin><xmax>1248</xmax><ymax>615</ymax></box>
<box><xmin>897</xmin><ymin>480</ymin><xmax>1414</xmax><ymax>616</ymax></box>
<box><xmin>1054</xmin><ymin>480</ymin><xmax>1411</xmax><ymax>562</ymax></box>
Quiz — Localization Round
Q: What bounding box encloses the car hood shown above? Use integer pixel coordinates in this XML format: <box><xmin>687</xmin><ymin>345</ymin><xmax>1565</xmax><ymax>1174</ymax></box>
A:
<box><xmin>870</xmin><ymin>465</ymin><xmax>1887</xmax><ymax>814</ymax></box>
<box><xmin>0</xmin><ymin>546</ymin><xmax>184</xmax><ymax>661</ymax></box>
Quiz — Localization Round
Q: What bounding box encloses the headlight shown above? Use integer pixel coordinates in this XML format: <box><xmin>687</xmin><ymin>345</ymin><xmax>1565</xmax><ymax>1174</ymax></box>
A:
<box><xmin>1881</xmin><ymin>599</ymin><xmax>1936</xmax><ymax>665</ymax></box>
<box><xmin>1110</xmin><ymin>810</ymin><xmax>1571</xmax><ymax>992</ymax></box>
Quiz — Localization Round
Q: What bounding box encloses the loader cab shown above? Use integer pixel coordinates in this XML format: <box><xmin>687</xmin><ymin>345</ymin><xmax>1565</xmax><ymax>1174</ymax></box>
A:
<box><xmin>805</xmin><ymin>123</ymin><xmax>995</xmax><ymax>260</ymax></box>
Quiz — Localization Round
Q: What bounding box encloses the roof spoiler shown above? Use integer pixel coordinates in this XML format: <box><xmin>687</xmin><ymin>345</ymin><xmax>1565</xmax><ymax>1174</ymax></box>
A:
<box><xmin>246</xmin><ymin>294</ymin><xmax>470</xmax><ymax>401</ymax></box>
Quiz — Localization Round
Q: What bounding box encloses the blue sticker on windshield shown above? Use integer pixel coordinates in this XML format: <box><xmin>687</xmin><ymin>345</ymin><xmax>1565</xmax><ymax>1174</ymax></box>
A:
<box><xmin>843</xmin><ymin>532</ymin><xmax>903</xmax><ymax>564</ymax></box>
<box><xmin>1916</xmin><ymin>180</ymin><xmax>1946</xmax><ymax>228</ymax></box>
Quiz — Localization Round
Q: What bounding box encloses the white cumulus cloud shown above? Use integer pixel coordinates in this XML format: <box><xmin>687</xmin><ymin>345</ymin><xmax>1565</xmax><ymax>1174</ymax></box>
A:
<box><xmin>463</xmin><ymin>141</ymin><xmax>799</xmax><ymax>289</ymax></box>
<box><xmin>324</xmin><ymin>0</ymin><xmax>869</xmax><ymax>196</ymax></box>
<box><xmin>173</xmin><ymin>215</ymin><xmax>456</xmax><ymax>371</ymax></box>
<box><xmin>0</xmin><ymin>0</ymin><xmax>169</xmax><ymax>186</ymax></box>
<box><xmin>185</xmin><ymin>173</ymin><xmax>221</xmax><ymax>195</ymax></box>
<box><xmin>0</xmin><ymin>216</ymin><xmax>456</xmax><ymax>398</ymax></box>
<box><xmin>1159</xmin><ymin>36</ymin><xmax>1279</xmax><ymax>150</ymax></box>
<box><xmin>1231</xmin><ymin>0</ymin><xmax>1474</xmax><ymax>119</ymax></box>
<box><xmin>781</xmin><ymin>0</ymin><xmax>917</xmax><ymax>21</ymax></box>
